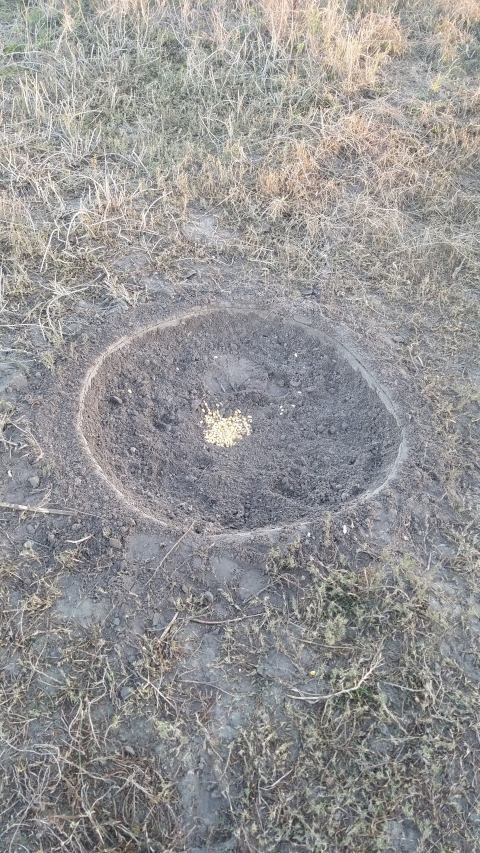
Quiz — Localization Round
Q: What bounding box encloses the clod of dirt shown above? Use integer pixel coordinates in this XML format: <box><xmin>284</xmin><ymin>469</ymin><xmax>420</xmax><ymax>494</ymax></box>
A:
<box><xmin>80</xmin><ymin>309</ymin><xmax>402</xmax><ymax>532</ymax></box>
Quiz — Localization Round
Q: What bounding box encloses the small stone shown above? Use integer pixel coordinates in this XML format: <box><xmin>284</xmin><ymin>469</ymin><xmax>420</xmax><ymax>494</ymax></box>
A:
<box><xmin>110</xmin><ymin>537</ymin><xmax>122</xmax><ymax>550</ymax></box>
<box><xmin>120</xmin><ymin>686</ymin><xmax>132</xmax><ymax>700</ymax></box>
<box><xmin>152</xmin><ymin>612</ymin><xmax>161</xmax><ymax>627</ymax></box>
<box><xmin>26</xmin><ymin>524</ymin><xmax>35</xmax><ymax>535</ymax></box>
<box><xmin>47</xmin><ymin>532</ymin><xmax>55</xmax><ymax>544</ymax></box>
<box><xmin>203</xmin><ymin>591</ymin><xmax>214</xmax><ymax>604</ymax></box>
<box><xmin>124</xmin><ymin>744</ymin><xmax>135</xmax><ymax>756</ymax></box>
<box><xmin>28</xmin><ymin>476</ymin><xmax>40</xmax><ymax>489</ymax></box>
<box><xmin>12</xmin><ymin>374</ymin><xmax>28</xmax><ymax>390</ymax></box>
<box><xmin>113</xmin><ymin>617</ymin><xmax>120</xmax><ymax>626</ymax></box>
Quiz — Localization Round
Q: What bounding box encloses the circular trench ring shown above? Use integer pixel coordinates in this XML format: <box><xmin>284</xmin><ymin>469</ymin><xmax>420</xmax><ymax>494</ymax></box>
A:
<box><xmin>78</xmin><ymin>307</ymin><xmax>406</xmax><ymax>536</ymax></box>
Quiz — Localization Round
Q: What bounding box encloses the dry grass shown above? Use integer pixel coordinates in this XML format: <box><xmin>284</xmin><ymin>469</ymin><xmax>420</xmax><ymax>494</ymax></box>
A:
<box><xmin>1</xmin><ymin>0</ymin><xmax>479</xmax><ymax>850</ymax></box>
<box><xmin>0</xmin><ymin>0</ymin><xmax>478</xmax><ymax>329</ymax></box>
<box><xmin>1</xmin><ymin>531</ymin><xmax>478</xmax><ymax>850</ymax></box>
<box><xmin>226</xmin><ymin>552</ymin><xmax>479</xmax><ymax>851</ymax></box>
<box><xmin>0</xmin><ymin>571</ymin><xmax>182</xmax><ymax>850</ymax></box>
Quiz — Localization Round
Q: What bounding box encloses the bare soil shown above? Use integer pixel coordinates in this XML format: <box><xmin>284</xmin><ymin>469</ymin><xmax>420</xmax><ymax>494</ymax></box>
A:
<box><xmin>0</xmin><ymin>1</ymin><xmax>479</xmax><ymax>852</ymax></box>
<box><xmin>80</xmin><ymin>308</ymin><xmax>401</xmax><ymax>531</ymax></box>
<box><xmin>1</xmin><ymin>285</ymin><xmax>476</xmax><ymax>853</ymax></box>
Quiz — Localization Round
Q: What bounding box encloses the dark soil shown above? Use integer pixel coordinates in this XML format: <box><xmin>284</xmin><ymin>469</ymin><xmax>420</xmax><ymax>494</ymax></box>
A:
<box><xmin>81</xmin><ymin>309</ymin><xmax>401</xmax><ymax>531</ymax></box>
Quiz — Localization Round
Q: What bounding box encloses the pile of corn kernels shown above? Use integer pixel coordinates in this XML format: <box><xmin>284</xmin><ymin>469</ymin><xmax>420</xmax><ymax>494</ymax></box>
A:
<box><xmin>202</xmin><ymin>405</ymin><xmax>252</xmax><ymax>448</ymax></box>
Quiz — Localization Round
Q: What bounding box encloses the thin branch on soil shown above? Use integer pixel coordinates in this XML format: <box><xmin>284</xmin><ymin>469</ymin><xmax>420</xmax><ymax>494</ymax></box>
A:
<box><xmin>261</xmin><ymin>768</ymin><xmax>294</xmax><ymax>791</ymax></box>
<box><xmin>65</xmin><ymin>535</ymin><xmax>94</xmax><ymax>545</ymax></box>
<box><xmin>189</xmin><ymin>613</ymin><xmax>264</xmax><ymax>625</ymax></box>
<box><xmin>147</xmin><ymin>522</ymin><xmax>195</xmax><ymax>586</ymax></box>
<box><xmin>178</xmin><ymin>679</ymin><xmax>236</xmax><ymax>697</ymax></box>
<box><xmin>157</xmin><ymin>611</ymin><xmax>179</xmax><ymax>643</ymax></box>
<box><xmin>380</xmin><ymin>680</ymin><xmax>425</xmax><ymax>693</ymax></box>
<box><xmin>243</xmin><ymin>582</ymin><xmax>273</xmax><ymax>603</ymax></box>
<box><xmin>287</xmin><ymin>650</ymin><xmax>384</xmax><ymax>704</ymax></box>
<box><xmin>0</xmin><ymin>501</ymin><xmax>80</xmax><ymax>516</ymax></box>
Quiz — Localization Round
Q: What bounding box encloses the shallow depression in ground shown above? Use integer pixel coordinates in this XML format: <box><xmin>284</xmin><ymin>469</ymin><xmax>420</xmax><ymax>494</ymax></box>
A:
<box><xmin>80</xmin><ymin>310</ymin><xmax>401</xmax><ymax>530</ymax></box>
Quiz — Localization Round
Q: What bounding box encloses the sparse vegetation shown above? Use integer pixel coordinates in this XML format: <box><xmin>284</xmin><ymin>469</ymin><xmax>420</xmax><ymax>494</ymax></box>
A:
<box><xmin>0</xmin><ymin>0</ymin><xmax>479</xmax><ymax>851</ymax></box>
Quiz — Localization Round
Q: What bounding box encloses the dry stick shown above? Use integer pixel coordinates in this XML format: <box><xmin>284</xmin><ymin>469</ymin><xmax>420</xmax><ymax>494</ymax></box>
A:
<box><xmin>157</xmin><ymin>611</ymin><xmax>178</xmax><ymax>644</ymax></box>
<box><xmin>147</xmin><ymin>521</ymin><xmax>195</xmax><ymax>585</ymax></box>
<box><xmin>190</xmin><ymin>612</ymin><xmax>264</xmax><ymax>626</ymax></box>
<box><xmin>262</xmin><ymin>768</ymin><xmax>294</xmax><ymax>792</ymax></box>
<box><xmin>287</xmin><ymin>652</ymin><xmax>383</xmax><ymax>704</ymax></box>
<box><xmin>179</xmin><ymin>679</ymin><xmax>236</xmax><ymax>697</ymax></box>
<box><xmin>243</xmin><ymin>582</ymin><xmax>273</xmax><ymax>604</ymax></box>
<box><xmin>0</xmin><ymin>501</ymin><xmax>98</xmax><ymax>518</ymax></box>
<box><xmin>381</xmin><ymin>680</ymin><xmax>424</xmax><ymax>693</ymax></box>
<box><xmin>135</xmin><ymin>670</ymin><xmax>177</xmax><ymax>712</ymax></box>
<box><xmin>0</xmin><ymin>501</ymin><xmax>75</xmax><ymax>516</ymax></box>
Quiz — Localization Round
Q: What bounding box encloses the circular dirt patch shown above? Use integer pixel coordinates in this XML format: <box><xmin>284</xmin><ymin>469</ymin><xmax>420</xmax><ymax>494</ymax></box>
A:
<box><xmin>79</xmin><ymin>308</ymin><xmax>402</xmax><ymax>532</ymax></box>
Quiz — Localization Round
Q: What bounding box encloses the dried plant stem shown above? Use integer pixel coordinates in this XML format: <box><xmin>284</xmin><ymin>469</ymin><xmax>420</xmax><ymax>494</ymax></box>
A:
<box><xmin>0</xmin><ymin>501</ymin><xmax>75</xmax><ymax>516</ymax></box>
<box><xmin>287</xmin><ymin>650</ymin><xmax>384</xmax><ymax>704</ymax></box>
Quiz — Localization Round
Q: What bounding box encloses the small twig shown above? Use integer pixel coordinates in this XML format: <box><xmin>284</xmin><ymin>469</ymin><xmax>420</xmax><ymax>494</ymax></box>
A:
<box><xmin>0</xmin><ymin>501</ymin><xmax>74</xmax><ymax>516</ymax></box>
<box><xmin>178</xmin><ymin>679</ymin><xmax>236</xmax><ymax>697</ymax></box>
<box><xmin>380</xmin><ymin>680</ymin><xmax>424</xmax><ymax>693</ymax></box>
<box><xmin>135</xmin><ymin>670</ymin><xmax>177</xmax><ymax>711</ymax></box>
<box><xmin>261</xmin><ymin>768</ymin><xmax>294</xmax><ymax>791</ymax></box>
<box><xmin>189</xmin><ymin>612</ymin><xmax>264</xmax><ymax>626</ymax></box>
<box><xmin>147</xmin><ymin>522</ymin><xmax>195</xmax><ymax>586</ymax></box>
<box><xmin>157</xmin><ymin>611</ymin><xmax>178</xmax><ymax>643</ymax></box>
<box><xmin>376</xmin><ymin>690</ymin><xmax>411</xmax><ymax>736</ymax></box>
<box><xmin>287</xmin><ymin>651</ymin><xmax>383</xmax><ymax>704</ymax></box>
<box><xmin>243</xmin><ymin>582</ymin><xmax>273</xmax><ymax>603</ymax></box>
<box><xmin>65</xmin><ymin>535</ymin><xmax>93</xmax><ymax>545</ymax></box>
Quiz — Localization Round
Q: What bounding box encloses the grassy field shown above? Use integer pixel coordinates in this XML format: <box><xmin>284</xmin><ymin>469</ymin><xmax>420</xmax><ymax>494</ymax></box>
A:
<box><xmin>0</xmin><ymin>0</ymin><xmax>479</xmax><ymax>851</ymax></box>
